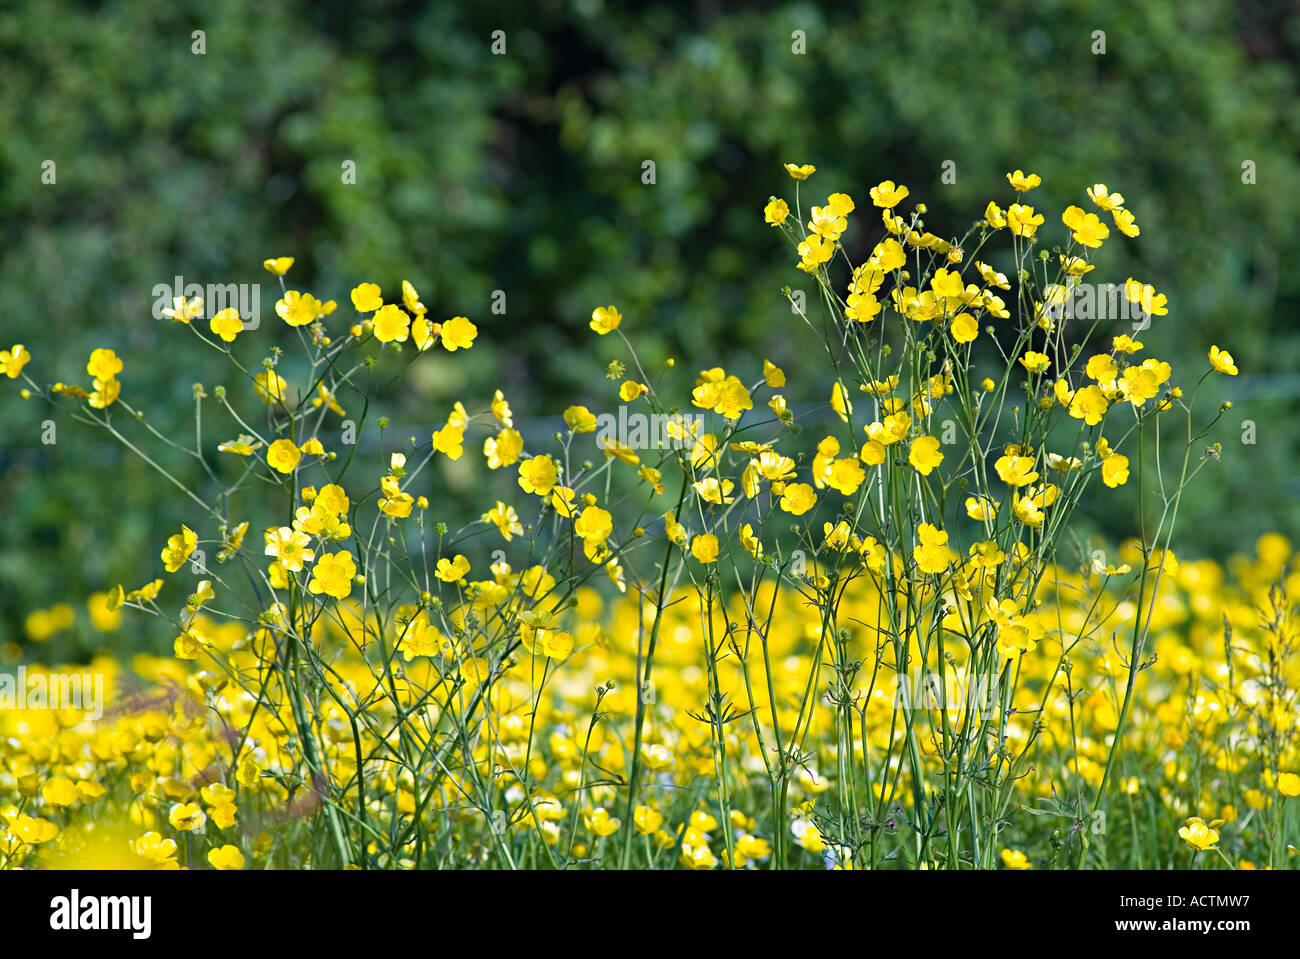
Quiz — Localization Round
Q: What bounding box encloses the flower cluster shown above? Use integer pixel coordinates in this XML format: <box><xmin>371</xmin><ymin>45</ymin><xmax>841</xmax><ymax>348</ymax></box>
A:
<box><xmin>0</xmin><ymin>168</ymin><xmax>1258</xmax><ymax>870</ymax></box>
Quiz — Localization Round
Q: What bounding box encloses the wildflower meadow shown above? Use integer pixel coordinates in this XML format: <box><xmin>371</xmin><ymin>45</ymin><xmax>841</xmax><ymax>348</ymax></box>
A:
<box><xmin>1</xmin><ymin>3</ymin><xmax>1297</xmax><ymax>943</ymax></box>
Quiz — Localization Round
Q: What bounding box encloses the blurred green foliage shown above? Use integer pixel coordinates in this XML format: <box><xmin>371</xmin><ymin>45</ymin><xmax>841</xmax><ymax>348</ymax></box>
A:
<box><xmin>2</xmin><ymin>0</ymin><xmax>1298</xmax><ymax>655</ymax></box>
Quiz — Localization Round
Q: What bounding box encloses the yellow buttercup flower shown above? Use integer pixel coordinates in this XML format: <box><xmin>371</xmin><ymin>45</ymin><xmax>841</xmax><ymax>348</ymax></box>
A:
<box><xmin>372</xmin><ymin>303</ymin><xmax>411</xmax><ymax>343</ymax></box>
<box><xmin>308</xmin><ymin>550</ymin><xmax>355</xmax><ymax>600</ymax></box>
<box><xmin>563</xmin><ymin>405</ymin><xmax>597</xmax><ymax>432</ymax></box>
<box><xmin>1007</xmin><ymin>203</ymin><xmax>1044</xmax><ymax>237</ymax></box>
<box><xmin>264</xmin><ymin>526</ymin><xmax>314</xmax><ymax>572</ymax></box>
<box><xmin>1208</xmin><ymin>345</ymin><xmax>1238</xmax><ymax>376</ymax></box>
<box><xmin>764</xmin><ymin>198</ymin><xmax>789</xmax><ymax>225</ymax></box>
<box><xmin>441</xmin><ymin>315</ymin><xmax>478</xmax><ymax>350</ymax></box>
<box><xmin>590</xmin><ymin>305</ymin><xmax>622</xmax><ymax>334</ymax></box>
<box><xmin>869</xmin><ymin>179</ymin><xmax>909</xmax><ymax>208</ymax></box>
<box><xmin>350</xmin><ymin>282</ymin><xmax>383</xmax><ymax>312</ymax></box>
<box><xmin>1062</xmin><ymin>204</ymin><xmax>1109</xmax><ymax>248</ymax></box>
<box><xmin>1178</xmin><ymin>817</ymin><xmax>1218</xmax><ymax>851</ymax></box>
<box><xmin>1006</xmin><ymin>169</ymin><xmax>1041</xmax><ymax>192</ymax></box>
<box><xmin>276</xmin><ymin>290</ymin><xmax>325</xmax><ymax>327</ymax></box>
<box><xmin>0</xmin><ymin>344</ymin><xmax>30</xmax><ymax>378</ymax></box>
<box><xmin>518</xmin><ymin>455</ymin><xmax>559</xmax><ymax>496</ymax></box>
<box><xmin>779</xmin><ymin>482</ymin><xmax>816</xmax><ymax>516</ymax></box>
<box><xmin>1001</xmin><ymin>849</ymin><xmax>1031</xmax><ymax>870</ymax></box>
<box><xmin>1019</xmin><ymin>351</ymin><xmax>1050</xmax><ymax>374</ymax></box>
<box><xmin>209</xmin><ymin>307</ymin><xmax>244</xmax><ymax>342</ymax></box>
<box><xmin>168</xmin><ymin>802</ymin><xmax>206</xmax><ymax>832</ymax></box>
<box><xmin>690</xmin><ymin>533</ymin><xmax>719</xmax><ymax>564</ymax></box>
<box><xmin>908</xmin><ymin>436</ymin><xmax>944</xmax><ymax>476</ymax></box>
<box><xmin>161</xmin><ymin>525</ymin><xmax>198</xmax><ymax>572</ymax></box>
<box><xmin>86</xmin><ymin>348</ymin><xmax>123</xmax><ymax>380</ymax></box>
<box><xmin>266</xmin><ymin>438</ymin><xmax>302</xmax><ymax>474</ymax></box>
<box><xmin>914</xmin><ymin>523</ymin><xmax>955</xmax><ymax>574</ymax></box>
<box><xmin>208</xmin><ymin>845</ymin><xmax>245</xmax><ymax>870</ymax></box>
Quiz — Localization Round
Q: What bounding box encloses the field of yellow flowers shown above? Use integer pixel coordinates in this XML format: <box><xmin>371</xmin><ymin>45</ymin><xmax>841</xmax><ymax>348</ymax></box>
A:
<box><xmin>2</xmin><ymin>168</ymin><xmax>1293</xmax><ymax>873</ymax></box>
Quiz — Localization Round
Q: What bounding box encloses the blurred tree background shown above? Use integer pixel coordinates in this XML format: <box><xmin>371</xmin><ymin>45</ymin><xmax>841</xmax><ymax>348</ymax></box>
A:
<box><xmin>2</xmin><ymin>0</ymin><xmax>1298</xmax><ymax>657</ymax></box>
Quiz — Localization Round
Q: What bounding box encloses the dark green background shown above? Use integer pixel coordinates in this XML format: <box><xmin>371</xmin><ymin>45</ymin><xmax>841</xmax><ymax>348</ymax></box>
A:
<box><xmin>2</xmin><ymin>0</ymin><xmax>1298</xmax><ymax>656</ymax></box>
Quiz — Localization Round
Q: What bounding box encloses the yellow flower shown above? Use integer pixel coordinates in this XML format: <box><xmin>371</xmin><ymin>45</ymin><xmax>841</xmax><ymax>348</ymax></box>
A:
<box><xmin>526</xmin><ymin>626</ymin><xmax>574</xmax><ymax>660</ymax></box>
<box><xmin>965</xmin><ymin>495</ymin><xmax>999</xmax><ymax>522</ymax></box>
<box><xmin>691</xmin><ymin>533</ymin><xmax>719</xmax><ymax>564</ymax></box>
<box><xmin>169</xmin><ymin>802</ymin><xmax>206</xmax><ymax>832</ymax></box>
<box><xmin>89</xmin><ymin>375</ymin><xmax>121</xmax><ymax>409</ymax></box>
<box><xmin>484</xmin><ymin>428</ymin><xmax>523</xmax><ymax>469</ymax></box>
<box><xmin>254</xmin><ymin>370</ymin><xmax>287</xmax><ymax>404</ymax></box>
<box><xmin>41</xmin><ymin>777</ymin><xmax>80</xmax><ymax>807</ymax></box>
<box><xmin>433</xmin><ymin>424</ymin><xmax>466</xmax><ymax>460</ymax></box>
<box><xmin>372</xmin><ymin>303</ymin><xmax>411</xmax><ymax>343</ymax></box>
<box><xmin>209</xmin><ymin>307</ymin><xmax>244</xmax><ymax>342</ymax></box>
<box><xmin>1000</xmin><ymin>849</ymin><xmax>1031</xmax><ymax>870</ymax></box>
<box><xmin>619</xmin><ymin>380</ymin><xmax>647</xmax><ymax>401</ymax></box>
<box><xmin>86</xmin><ymin>348</ymin><xmax>123</xmax><ymax>380</ymax></box>
<box><xmin>1006</xmin><ymin>203</ymin><xmax>1044</xmax><ymax>237</ymax></box>
<box><xmin>1062</xmin><ymin>204</ymin><xmax>1109</xmax><ymax>248</ymax></box>
<box><xmin>784</xmin><ymin>162</ymin><xmax>816</xmax><ymax>180</ymax></box>
<box><xmin>267</xmin><ymin>438</ymin><xmax>302</xmax><ymax>474</ymax></box>
<box><xmin>350</xmin><ymin>282</ymin><xmax>383</xmax><ymax>312</ymax></box>
<box><xmin>779</xmin><ymin>482</ymin><xmax>816</xmax><ymax>516</ymax></box>
<box><xmin>995</xmin><ymin>448</ymin><xmax>1039</xmax><ymax>487</ymax></box>
<box><xmin>518</xmin><ymin>454</ymin><xmax>559</xmax><ymax>496</ymax></box>
<box><xmin>763</xmin><ymin>198</ymin><xmax>789</xmax><ymax>225</ymax></box>
<box><xmin>161</xmin><ymin>525</ymin><xmax>198</xmax><ymax>572</ymax></box>
<box><xmin>950</xmin><ymin>312</ymin><xmax>978</xmax><ymax>343</ymax></box>
<box><xmin>869</xmin><ymin>180</ymin><xmax>909</xmax><ymax>208</ymax></box>
<box><xmin>317</xmin><ymin>483</ymin><xmax>350</xmax><ymax>514</ymax></box>
<box><xmin>378</xmin><ymin>475</ymin><xmax>414</xmax><ymax>518</ymax></box>
<box><xmin>634</xmin><ymin>805</ymin><xmax>664</xmax><ymax>835</ymax></box>
<box><xmin>441</xmin><ymin>315</ymin><xmax>478</xmax><ymax>350</ymax></box>
<box><xmin>1101</xmin><ymin>453</ymin><xmax>1130</xmax><ymax>488</ymax></box>
<box><xmin>87</xmin><ymin>590</ymin><xmax>121</xmax><ymax>631</ymax></box>
<box><xmin>262</xmin><ymin>256</ymin><xmax>294</xmax><ymax>275</ymax></box>
<box><xmin>208</xmin><ymin>845</ymin><xmax>245</xmax><ymax>870</ymax></box>
<box><xmin>1019</xmin><ymin>351</ymin><xmax>1050</xmax><ymax>374</ymax></box>
<box><xmin>1005</xmin><ymin>169</ymin><xmax>1041</xmax><ymax>192</ymax></box>
<box><xmin>1208</xmin><ymin>344</ymin><xmax>1238</xmax><ymax>376</ymax></box>
<box><xmin>308</xmin><ymin>550</ymin><xmax>356</xmax><ymax>600</ymax></box>
<box><xmin>1068</xmin><ymin>384</ymin><xmax>1109</xmax><ymax>426</ymax></box>
<box><xmin>1178</xmin><ymin>817</ymin><xmax>1219</xmax><ymax>851</ymax></box>
<box><xmin>491</xmin><ymin>389</ymin><xmax>513</xmax><ymax>426</ymax></box>
<box><xmin>436</xmin><ymin>554</ymin><xmax>471</xmax><ymax>583</ymax></box>
<box><xmin>1277</xmin><ymin>772</ymin><xmax>1300</xmax><ymax>797</ymax></box>
<box><xmin>590</xmin><ymin>305</ymin><xmax>622</xmax><ymax>335</ymax></box>
<box><xmin>560</xmin><ymin>405</ymin><xmax>595</xmax><ymax>434</ymax></box>
<box><xmin>1112</xmin><ymin>207</ymin><xmax>1140</xmax><ymax>237</ymax></box>
<box><xmin>574</xmin><ymin>505</ymin><xmax>613</xmax><ymax>546</ymax></box>
<box><xmin>908</xmin><ymin>435</ymin><xmax>944</xmax><ymax>476</ymax></box>
<box><xmin>0</xmin><ymin>344</ymin><xmax>30</xmax><ymax>378</ymax></box>
<box><xmin>914</xmin><ymin>523</ymin><xmax>955</xmax><ymax>574</ymax></box>
<box><xmin>1086</xmin><ymin>183</ymin><xmax>1125</xmax><ymax>211</ymax></box>
<box><xmin>264</xmin><ymin>526</ymin><xmax>314</xmax><ymax>572</ymax></box>
<box><xmin>13</xmin><ymin>815</ymin><xmax>59</xmax><ymax>844</ymax></box>
<box><xmin>131</xmin><ymin>832</ymin><xmax>178</xmax><ymax>865</ymax></box>
<box><xmin>1119</xmin><ymin>365</ymin><xmax>1160</xmax><ymax>406</ymax></box>
<box><xmin>583</xmin><ymin>808</ymin><xmax>622</xmax><ymax>836</ymax></box>
<box><xmin>276</xmin><ymin>290</ymin><xmax>324</xmax><ymax>327</ymax></box>
<box><xmin>825</xmin><ymin>458</ymin><xmax>865</xmax><ymax>495</ymax></box>
<box><xmin>693</xmin><ymin>374</ymin><xmax>753</xmax><ymax>420</ymax></box>
<box><xmin>483</xmin><ymin>501</ymin><xmax>524</xmax><ymax>541</ymax></box>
